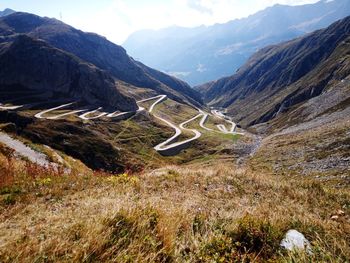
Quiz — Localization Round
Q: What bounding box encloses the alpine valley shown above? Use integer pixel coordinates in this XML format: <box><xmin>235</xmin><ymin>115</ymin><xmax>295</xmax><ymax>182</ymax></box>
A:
<box><xmin>0</xmin><ymin>1</ymin><xmax>349</xmax><ymax>262</ymax></box>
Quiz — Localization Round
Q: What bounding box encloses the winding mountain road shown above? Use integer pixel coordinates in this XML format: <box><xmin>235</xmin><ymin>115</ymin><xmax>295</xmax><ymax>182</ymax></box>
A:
<box><xmin>138</xmin><ymin>95</ymin><xmax>167</xmax><ymax>113</ymax></box>
<box><xmin>1</xmin><ymin>95</ymin><xmax>243</xmax><ymax>156</ymax></box>
<box><xmin>0</xmin><ymin>104</ymin><xmax>24</xmax><ymax>110</ymax></box>
<box><xmin>198</xmin><ymin>110</ymin><xmax>214</xmax><ymax>131</ymax></box>
<box><xmin>211</xmin><ymin>110</ymin><xmax>237</xmax><ymax>133</ymax></box>
<box><xmin>47</xmin><ymin>109</ymin><xmax>87</xmax><ymax>120</ymax></box>
<box><xmin>35</xmin><ymin>102</ymin><xmax>76</xmax><ymax>119</ymax></box>
<box><xmin>153</xmin><ymin>111</ymin><xmax>203</xmax><ymax>155</ymax></box>
<box><xmin>140</xmin><ymin>95</ymin><xmax>194</xmax><ymax>155</ymax></box>
<box><xmin>79</xmin><ymin>108</ymin><xmax>108</xmax><ymax>120</ymax></box>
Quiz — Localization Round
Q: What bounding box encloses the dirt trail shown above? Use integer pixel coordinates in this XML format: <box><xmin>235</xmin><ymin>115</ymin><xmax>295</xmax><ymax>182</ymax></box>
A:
<box><xmin>0</xmin><ymin>132</ymin><xmax>54</xmax><ymax>168</ymax></box>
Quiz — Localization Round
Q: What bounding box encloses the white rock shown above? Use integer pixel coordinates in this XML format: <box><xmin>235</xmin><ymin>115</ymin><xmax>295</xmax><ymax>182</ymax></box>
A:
<box><xmin>280</xmin><ymin>230</ymin><xmax>312</xmax><ymax>253</ymax></box>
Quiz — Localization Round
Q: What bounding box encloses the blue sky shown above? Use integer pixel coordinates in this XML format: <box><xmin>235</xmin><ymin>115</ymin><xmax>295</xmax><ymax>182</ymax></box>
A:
<box><xmin>0</xmin><ymin>0</ymin><xmax>319</xmax><ymax>44</ymax></box>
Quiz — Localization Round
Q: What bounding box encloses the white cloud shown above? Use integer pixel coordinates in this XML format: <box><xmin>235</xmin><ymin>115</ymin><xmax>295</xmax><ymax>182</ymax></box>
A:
<box><xmin>187</xmin><ymin>0</ymin><xmax>213</xmax><ymax>14</ymax></box>
<box><xmin>63</xmin><ymin>0</ymin><xmax>320</xmax><ymax>44</ymax></box>
<box><xmin>197</xmin><ymin>63</ymin><xmax>207</xmax><ymax>72</ymax></box>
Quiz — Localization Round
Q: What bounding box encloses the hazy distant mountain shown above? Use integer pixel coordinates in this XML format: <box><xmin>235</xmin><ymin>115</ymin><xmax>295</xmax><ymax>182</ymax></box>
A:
<box><xmin>0</xmin><ymin>12</ymin><xmax>201</xmax><ymax>106</ymax></box>
<box><xmin>198</xmin><ymin>16</ymin><xmax>350</xmax><ymax>128</ymax></box>
<box><xmin>124</xmin><ymin>0</ymin><xmax>350</xmax><ymax>85</ymax></box>
<box><xmin>0</xmin><ymin>8</ymin><xmax>15</xmax><ymax>17</ymax></box>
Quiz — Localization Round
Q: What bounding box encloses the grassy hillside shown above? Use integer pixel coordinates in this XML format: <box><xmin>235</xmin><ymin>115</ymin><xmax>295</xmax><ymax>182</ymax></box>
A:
<box><xmin>0</xmin><ymin>151</ymin><xmax>349</xmax><ymax>262</ymax></box>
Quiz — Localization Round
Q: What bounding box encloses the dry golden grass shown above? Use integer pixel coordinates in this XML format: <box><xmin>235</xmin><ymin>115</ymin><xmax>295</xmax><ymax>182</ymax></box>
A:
<box><xmin>0</xmin><ymin>151</ymin><xmax>349</xmax><ymax>262</ymax></box>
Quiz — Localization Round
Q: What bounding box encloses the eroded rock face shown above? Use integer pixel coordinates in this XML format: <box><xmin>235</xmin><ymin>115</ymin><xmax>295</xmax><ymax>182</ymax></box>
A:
<box><xmin>0</xmin><ymin>35</ymin><xmax>137</xmax><ymax>111</ymax></box>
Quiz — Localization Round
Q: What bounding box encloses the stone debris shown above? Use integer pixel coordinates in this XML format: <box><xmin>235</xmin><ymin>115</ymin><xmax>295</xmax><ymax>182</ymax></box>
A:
<box><xmin>280</xmin><ymin>230</ymin><xmax>312</xmax><ymax>254</ymax></box>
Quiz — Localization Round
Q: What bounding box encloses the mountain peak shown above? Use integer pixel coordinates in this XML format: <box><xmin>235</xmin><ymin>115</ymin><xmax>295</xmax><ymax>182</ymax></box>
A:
<box><xmin>0</xmin><ymin>8</ymin><xmax>15</xmax><ymax>17</ymax></box>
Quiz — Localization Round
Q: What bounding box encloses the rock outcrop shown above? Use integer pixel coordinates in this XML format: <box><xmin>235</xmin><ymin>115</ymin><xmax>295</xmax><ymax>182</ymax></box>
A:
<box><xmin>0</xmin><ymin>34</ymin><xmax>137</xmax><ymax>111</ymax></box>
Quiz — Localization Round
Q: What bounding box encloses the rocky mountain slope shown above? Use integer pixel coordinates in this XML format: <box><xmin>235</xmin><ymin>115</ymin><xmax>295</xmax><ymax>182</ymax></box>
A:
<box><xmin>0</xmin><ymin>12</ymin><xmax>201</xmax><ymax>106</ymax></box>
<box><xmin>199</xmin><ymin>16</ymin><xmax>350</xmax><ymax>129</ymax></box>
<box><xmin>0</xmin><ymin>34</ymin><xmax>137</xmax><ymax>111</ymax></box>
<box><xmin>124</xmin><ymin>0</ymin><xmax>350</xmax><ymax>85</ymax></box>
